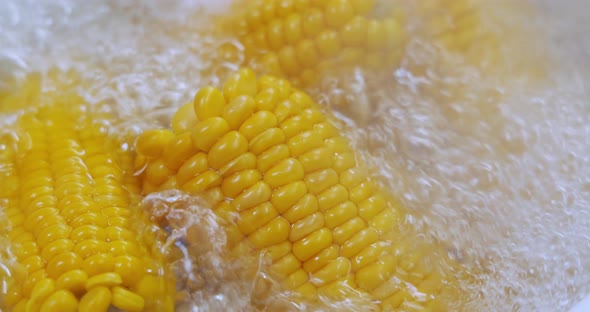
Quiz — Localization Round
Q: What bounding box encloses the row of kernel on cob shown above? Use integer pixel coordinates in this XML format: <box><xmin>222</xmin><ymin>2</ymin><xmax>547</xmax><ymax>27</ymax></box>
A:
<box><xmin>136</xmin><ymin>68</ymin><xmax>462</xmax><ymax>311</ymax></box>
<box><xmin>0</xmin><ymin>84</ymin><xmax>176</xmax><ymax>311</ymax></box>
<box><xmin>222</xmin><ymin>0</ymin><xmax>407</xmax><ymax>86</ymax></box>
<box><xmin>218</xmin><ymin>0</ymin><xmax>502</xmax><ymax>87</ymax></box>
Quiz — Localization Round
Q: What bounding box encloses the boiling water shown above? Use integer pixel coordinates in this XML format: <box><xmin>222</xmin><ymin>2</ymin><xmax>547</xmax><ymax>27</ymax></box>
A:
<box><xmin>0</xmin><ymin>0</ymin><xmax>588</xmax><ymax>311</ymax></box>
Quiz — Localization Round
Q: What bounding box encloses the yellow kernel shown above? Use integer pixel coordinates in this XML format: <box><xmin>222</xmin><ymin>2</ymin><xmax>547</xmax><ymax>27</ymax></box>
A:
<box><xmin>56</xmin><ymin>269</ymin><xmax>88</xmax><ymax>295</ymax></box>
<box><xmin>73</xmin><ymin>240</ymin><xmax>108</xmax><ymax>258</ymax></box>
<box><xmin>283</xmin><ymin>193</ymin><xmax>318</xmax><ymax>223</ymax></box>
<box><xmin>41</xmin><ymin>239</ymin><xmax>74</xmax><ymax>262</ymax></box>
<box><xmin>249</xmin><ymin>128</ymin><xmax>286</xmax><ymax>155</ymax></box>
<box><xmin>302</xmin><ymin>243</ymin><xmax>339</xmax><ymax>273</ymax></box>
<box><xmin>288</xmin><ymin>129</ymin><xmax>323</xmax><ymax>157</ymax></box>
<box><xmin>324</xmin><ymin>136</ymin><xmax>349</xmax><ymax>153</ymax></box>
<box><xmin>222</xmin><ymin>169</ymin><xmax>262</xmax><ymax>198</ymax></box>
<box><xmin>333</xmin><ymin>152</ymin><xmax>355</xmax><ymax>172</ymax></box>
<box><xmin>262</xmin><ymin>241</ymin><xmax>292</xmax><ymax>262</ymax></box>
<box><xmin>70</xmin><ymin>225</ymin><xmax>107</xmax><ymax>243</ymax></box>
<box><xmin>37</xmin><ymin>223</ymin><xmax>72</xmax><ymax>248</ymax></box>
<box><xmin>208</xmin><ymin>131</ymin><xmax>248</xmax><ymax>169</ymax></box>
<box><xmin>264</xmin><ymin>158</ymin><xmax>305</xmax><ymax>189</ymax></box>
<box><xmin>223</xmin><ymin>95</ymin><xmax>256</xmax><ymax>130</ymax></box>
<box><xmin>302</xmin><ymin>8</ymin><xmax>324</xmax><ymax>37</ymax></box>
<box><xmin>249</xmin><ymin>217</ymin><xmax>290</xmax><ymax>249</ymax></box>
<box><xmin>270</xmin><ymin>180</ymin><xmax>307</xmax><ymax>214</ymax></box>
<box><xmin>112</xmin><ymin>286</ymin><xmax>145</xmax><ymax>312</ymax></box>
<box><xmin>191</xmin><ymin>117</ymin><xmax>230</xmax><ymax>152</ymax></box>
<box><xmin>218</xmin><ymin>152</ymin><xmax>257</xmax><ymax>178</ymax></box>
<box><xmin>277</xmin><ymin>0</ymin><xmax>295</xmax><ymax>17</ymax></box>
<box><xmin>25</xmin><ymin>208</ymin><xmax>59</xmax><ymax>231</ymax></box>
<box><xmin>176</xmin><ymin>152</ymin><xmax>209</xmax><ymax>186</ymax></box>
<box><xmin>274</xmin><ymin>98</ymin><xmax>304</xmax><ymax>124</ymax></box>
<box><xmin>350</xmin><ymin>0</ymin><xmax>373</xmax><ymax>14</ymax></box>
<box><xmin>232</xmin><ymin>181</ymin><xmax>272</xmax><ymax>211</ymax></box>
<box><xmin>256</xmin><ymin>144</ymin><xmax>289</xmax><ymax>173</ymax></box>
<box><xmin>278</xmin><ymin>46</ymin><xmax>301</xmax><ymax>76</ymax></box>
<box><xmin>305</xmin><ymin>168</ymin><xmax>339</xmax><ymax>195</ymax></box>
<box><xmin>317</xmin><ymin>184</ymin><xmax>349</xmax><ymax>211</ymax></box>
<box><xmin>289</xmin><ymin>212</ymin><xmax>325</xmax><ymax>242</ymax></box>
<box><xmin>246</xmin><ymin>7</ymin><xmax>262</xmax><ymax>31</ymax></box>
<box><xmin>295</xmin><ymin>39</ymin><xmax>320</xmax><ymax>69</ymax></box>
<box><xmin>82</xmin><ymin>253</ymin><xmax>114</xmax><ymax>276</ymax></box>
<box><xmin>106</xmin><ymin>226</ymin><xmax>135</xmax><ymax>241</ymax></box>
<box><xmin>79</xmin><ymin>286</ymin><xmax>111</xmax><ymax>312</ymax></box>
<box><xmin>172</xmin><ymin>102</ymin><xmax>197</xmax><ymax>134</ymax></box>
<box><xmin>26</xmin><ymin>278</ymin><xmax>55</xmax><ymax>312</ymax></box>
<box><xmin>181</xmin><ymin>170</ymin><xmax>221</xmax><ymax>193</ymax></box>
<box><xmin>279</xmin><ymin>116</ymin><xmax>313</xmax><ymax>142</ymax></box>
<box><xmin>194</xmin><ymin>86</ymin><xmax>226</xmax><ymax>121</ymax></box>
<box><xmin>39</xmin><ymin>289</ymin><xmax>78</xmax><ymax>312</ymax></box>
<box><xmin>366</xmin><ymin>20</ymin><xmax>386</xmax><ymax>50</ymax></box>
<box><xmin>309</xmin><ymin>257</ymin><xmax>351</xmax><ymax>287</ymax></box>
<box><xmin>22</xmin><ymin>255</ymin><xmax>44</xmax><ymax>273</ymax></box>
<box><xmin>259</xmin><ymin>1</ymin><xmax>276</xmax><ymax>22</ymax></box>
<box><xmin>316</xmin><ymin>30</ymin><xmax>341</xmax><ymax>57</ymax></box>
<box><xmin>355</xmin><ymin>256</ymin><xmax>396</xmax><ymax>291</ymax></box>
<box><xmin>332</xmin><ymin>217</ymin><xmax>365</xmax><ymax>245</ymax></box>
<box><xmin>22</xmin><ymin>270</ymin><xmax>48</xmax><ymax>297</ymax></box>
<box><xmin>339</xmin><ymin>167</ymin><xmax>367</xmax><ymax>188</ymax></box>
<box><xmin>47</xmin><ymin>251</ymin><xmax>82</xmax><ymax>279</ymax></box>
<box><xmin>270</xmin><ymin>253</ymin><xmax>301</xmax><ymax>280</ymax></box>
<box><xmin>292</xmin><ymin>0</ymin><xmax>310</xmax><ymax>10</ymax></box>
<box><xmin>342</xmin><ymin>227</ymin><xmax>379</xmax><ymax>258</ymax></box>
<box><xmin>85</xmin><ymin>272</ymin><xmax>123</xmax><ymax>289</ymax></box>
<box><xmin>238</xmin><ymin>202</ymin><xmax>279</xmax><ymax>235</ymax></box>
<box><xmin>298</xmin><ymin>147</ymin><xmax>333</xmax><ymax>173</ymax></box>
<box><xmin>382</xmin><ymin>18</ymin><xmax>404</xmax><ymax>50</ymax></box>
<box><xmin>163</xmin><ymin>132</ymin><xmax>198</xmax><ymax>170</ymax></box>
<box><xmin>325</xmin><ymin>0</ymin><xmax>355</xmax><ymax>28</ymax></box>
<box><xmin>14</xmin><ymin>241</ymin><xmax>39</xmax><ymax>259</ymax></box>
<box><xmin>70</xmin><ymin>212</ymin><xmax>108</xmax><ymax>228</ymax></box>
<box><xmin>239</xmin><ymin>111</ymin><xmax>279</xmax><ymax>141</ymax></box>
<box><xmin>267</xmin><ymin>20</ymin><xmax>285</xmax><ymax>51</ymax></box>
<box><xmin>284</xmin><ymin>14</ymin><xmax>303</xmax><ymax>44</ymax></box>
<box><xmin>253</xmin><ymin>89</ymin><xmax>280</xmax><ymax>113</ymax></box>
<box><xmin>292</xmin><ymin>227</ymin><xmax>332</xmax><ymax>261</ymax></box>
<box><xmin>114</xmin><ymin>256</ymin><xmax>144</xmax><ymax>287</ymax></box>
<box><xmin>107</xmin><ymin>216</ymin><xmax>129</xmax><ymax>228</ymax></box>
<box><xmin>135</xmin><ymin>129</ymin><xmax>174</xmax><ymax>159</ymax></box>
<box><xmin>260</xmin><ymin>52</ymin><xmax>284</xmax><ymax>76</ymax></box>
<box><xmin>349</xmin><ymin>181</ymin><xmax>374</xmax><ymax>203</ymax></box>
<box><xmin>341</xmin><ymin>16</ymin><xmax>367</xmax><ymax>46</ymax></box>
<box><xmin>283</xmin><ymin>268</ymin><xmax>309</xmax><ymax>289</ymax></box>
<box><xmin>358</xmin><ymin>194</ymin><xmax>387</xmax><ymax>222</ymax></box>
<box><xmin>369</xmin><ymin>207</ymin><xmax>398</xmax><ymax>234</ymax></box>
<box><xmin>351</xmin><ymin>241</ymin><xmax>390</xmax><ymax>272</ymax></box>
<box><xmin>325</xmin><ymin>201</ymin><xmax>357</xmax><ymax>229</ymax></box>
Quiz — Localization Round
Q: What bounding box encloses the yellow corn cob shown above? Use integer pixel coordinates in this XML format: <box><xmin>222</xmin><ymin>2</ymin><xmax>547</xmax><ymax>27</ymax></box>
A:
<box><xmin>219</xmin><ymin>0</ymin><xmax>407</xmax><ymax>86</ymax></box>
<box><xmin>0</xmin><ymin>88</ymin><xmax>175</xmax><ymax>311</ymax></box>
<box><xmin>136</xmin><ymin>68</ymin><xmax>462</xmax><ymax>310</ymax></box>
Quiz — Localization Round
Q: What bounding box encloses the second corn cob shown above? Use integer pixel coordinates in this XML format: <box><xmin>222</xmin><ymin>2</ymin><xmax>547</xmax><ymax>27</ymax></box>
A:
<box><xmin>0</xmin><ymin>85</ymin><xmax>176</xmax><ymax>312</ymax></box>
<box><xmin>219</xmin><ymin>0</ymin><xmax>407</xmax><ymax>86</ymax></box>
<box><xmin>136</xmin><ymin>68</ymin><xmax>461</xmax><ymax>310</ymax></box>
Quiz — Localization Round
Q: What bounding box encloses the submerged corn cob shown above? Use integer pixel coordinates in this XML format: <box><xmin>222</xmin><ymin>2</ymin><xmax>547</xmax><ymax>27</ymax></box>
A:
<box><xmin>0</xmin><ymin>98</ymin><xmax>175</xmax><ymax>311</ymax></box>
<box><xmin>222</xmin><ymin>0</ymin><xmax>407</xmax><ymax>86</ymax></box>
<box><xmin>136</xmin><ymin>68</ymin><xmax>459</xmax><ymax>310</ymax></box>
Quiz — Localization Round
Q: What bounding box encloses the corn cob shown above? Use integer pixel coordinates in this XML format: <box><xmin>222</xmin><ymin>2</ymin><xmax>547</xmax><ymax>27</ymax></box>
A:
<box><xmin>220</xmin><ymin>0</ymin><xmax>407</xmax><ymax>86</ymax></box>
<box><xmin>136</xmin><ymin>68</ymin><xmax>460</xmax><ymax>310</ymax></box>
<box><xmin>0</xmin><ymin>96</ymin><xmax>175</xmax><ymax>311</ymax></box>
